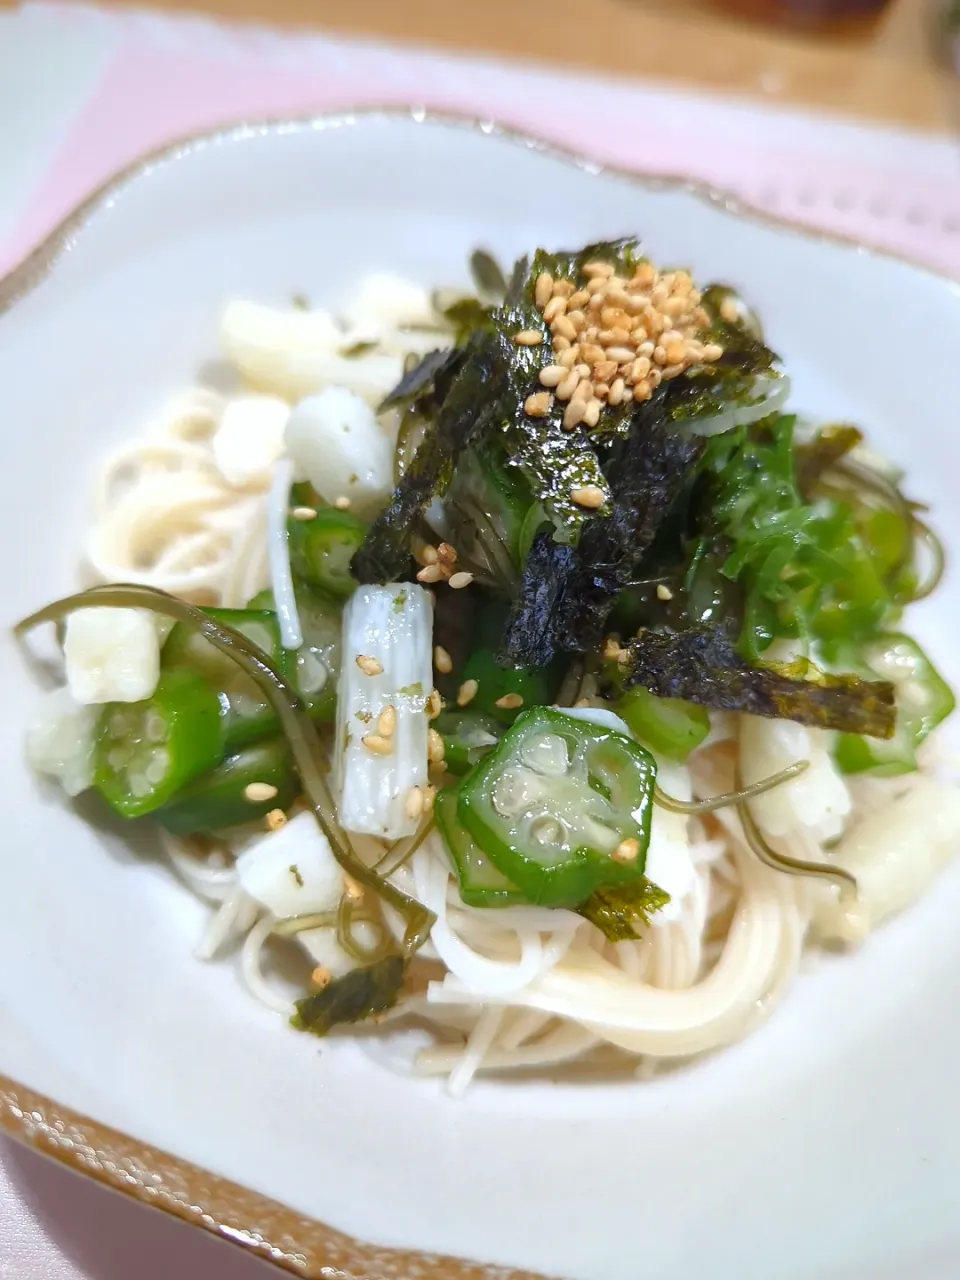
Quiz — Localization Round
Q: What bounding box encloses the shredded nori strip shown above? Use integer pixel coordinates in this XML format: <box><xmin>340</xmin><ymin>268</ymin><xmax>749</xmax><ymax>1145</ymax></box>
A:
<box><xmin>378</xmin><ymin>347</ymin><xmax>464</xmax><ymax>413</ymax></box>
<box><xmin>352</xmin><ymin>333</ymin><xmax>504</xmax><ymax>583</ymax></box>
<box><xmin>558</xmin><ymin>401</ymin><xmax>705</xmax><ymax>652</ymax></box>
<box><xmin>292</xmin><ymin>955</ymin><xmax>406</xmax><ymax>1037</ymax></box>
<box><xmin>500</xmin><ymin>533</ymin><xmax>578</xmax><ymax>668</ymax></box>
<box><xmin>501</xmin><ymin>395</ymin><xmax>703</xmax><ymax>665</ymax></box>
<box><xmin>620</xmin><ymin>625</ymin><xmax>896</xmax><ymax>738</ymax></box>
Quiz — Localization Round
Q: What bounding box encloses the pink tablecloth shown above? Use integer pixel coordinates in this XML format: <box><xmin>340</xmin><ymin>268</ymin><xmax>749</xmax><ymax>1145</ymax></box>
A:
<box><xmin>3</xmin><ymin>5</ymin><xmax>960</xmax><ymax>1278</ymax></box>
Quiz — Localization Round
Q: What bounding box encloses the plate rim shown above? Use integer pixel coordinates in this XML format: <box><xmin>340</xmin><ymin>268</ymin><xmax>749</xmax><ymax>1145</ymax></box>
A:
<box><xmin>0</xmin><ymin>105</ymin><xmax>953</xmax><ymax>1280</ymax></box>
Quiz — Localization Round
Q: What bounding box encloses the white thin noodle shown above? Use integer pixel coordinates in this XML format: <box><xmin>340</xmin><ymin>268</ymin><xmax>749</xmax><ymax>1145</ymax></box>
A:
<box><xmin>84</xmin><ymin>286</ymin><xmax>955</xmax><ymax>1088</ymax></box>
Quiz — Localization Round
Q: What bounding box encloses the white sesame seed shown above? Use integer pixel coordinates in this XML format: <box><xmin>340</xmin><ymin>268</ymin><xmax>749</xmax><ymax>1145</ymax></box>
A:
<box><xmin>405</xmin><ymin>785</ymin><xmax>424</xmax><ymax>820</ymax></box>
<box><xmin>563</xmin><ymin>400</ymin><xmax>587</xmax><ymax>430</ymax></box>
<box><xmin>362</xmin><ymin>733</ymin><xmax>393</xmax><ymax>755</ymax></box>
<box><xmin>434</xmin><ymin>645</ymin><xmax>453</xmax><ymax>674</ymax></box>
<box><xmin>571</xmin><ymin>485</ymin><xmax>605</xmax><ymax>509</ymax></box>
<box><xmin>377</xmin><ymin>705</ymin><xmax>397</xmax><ymax>737</ymax></box>
<box><xmin>583</xmin><ymin>261</ymin><xmax>615</xmax><ymax>279</ymax></box>
<box><xmin>448</xmin><ymin>571</ymin><xmax>474</xmax><ymax>590</ymax></box>
<box><xmin>703</xmin><ymin>343</ymin><xmax>724</xmax><ymax>361</ymax></box>
<box><xmin>428</xmin><ymin>728</ymin><xmax>446</xmax><ymax>763</ymax></box>
<box><xmin>422</xmin><ymin>784</ymin><xmax>437</xmax><ymax>814</ymax></box>
<box><xmin>583</xmin><ymin>398</ymin><xmax>602</xmax><ymax>428</ymax></box>
<box><xmin>356</xmin><ymin>654</ymin><xmax>383</xmax><ymax>676</ymax></box>
<box><xmin>558</xmin><ymin>348</ymin><xmax>578</xmax><ymax>369</ymax></box>
<box><xmin>608</xmin><ymin>378</ymin><xmax>626</xmax><ymax>406</ymax></box>
<box><xmin>534</xmin><ymin>273</ymin><xmax>554</xmax><ymax>309</ymax></box>
<box><xmin>457</xmin><ymin>678</ymin><xmax>479</xmax><ymax>707</ymax></box>
<box><xmin>495</xmin><ymin>693</ymin><xmax>525</xmax><ymax>710</ymax></box>
<box><xmin>265</xmin><ymin>808</ymin><xmax>287</xmax><ymax>832</ymax></box>
<box><xmin>417</xmin><ymin>544</ymin><xmax>439</xmax><ymax>565</ymax></box>
<box><xmin>572</xmin><ymin>378</ymin><xmax>594</xmax><ymax>404</ymax></box>
<box><xmin>244</xmin><ymin>781</ymin><xmax>279</xmax><ymax>803</ymax></box>
<box><xmin>416</xmin><ymin>564</ymin><xmax>444</xmax><ymax>584</ymax></box>
<box><xmin>426</xmin><ymin>688</ymin><xmax>444</xmax><ymax>719</ymax></box>
<box><xmin>606</xmin><ymin>345</ymin><xmax>635</xmax><ymax>364</ymax></box>
<box><xmin>556</xmin><ymin>371</ymin><xmax>581</xmax><ymax>401</ymax></box>
<box><xmin>437</xmin><ymin>542</ymin><xmax>458</xmax><ymax>564</ymax></box>
<box><xmin>514</xmin><ymin>329</ymin><xmax>544</xmax><ymax>346</ymax></box>
<box><xmin>543</xmin><ymin>296</ymin><xmax>568</xmax><ymax>323</ymax></box>
<box><xmin>613</xmin><ymin>837</ymin><xmax>640</xmax><ymax>863</ymax></box>
<box><xmin>334</xmin><ymin>495</ymin><xmax>351</xmax><ymax>510</ymax></box>
<box><xmin>290</xmin><ymin>505</ymin><xmax>318</xmax><ymax>521</ymax></box>
<box><xmin>524</xmin><ymin>391</ymin><xmax>553</xmax><ymax>417</ymax></box>
<box><xmin>657</xmin><ymin>584</ymin><xmax>674</xmax><ymax>601</ymax></box>
<box><xmin>552</xmin><ymin>315</ymin><xmax>577</xmax><ymax>342</ymax></box>
<box><xmin>538</xmin><ymin>364</ymin><xmax>567</xmax><ymax>387</ymax></box>
<box><xmin>568</xmin><ymin>289</ymin><xmax>590</xmax><ymax>310</ymax></box>
<box><xmin>552</xmin><ymin>335</ymin><xmax>572</xmax><ymax>353</ymax></box>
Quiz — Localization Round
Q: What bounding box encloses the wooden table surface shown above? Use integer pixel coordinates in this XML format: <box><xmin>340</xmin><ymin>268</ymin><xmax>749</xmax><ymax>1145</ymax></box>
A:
<box><xmin>43</xmin><ymin>0</ymin><xmax>947</xmax><ymax>132</ymax></box>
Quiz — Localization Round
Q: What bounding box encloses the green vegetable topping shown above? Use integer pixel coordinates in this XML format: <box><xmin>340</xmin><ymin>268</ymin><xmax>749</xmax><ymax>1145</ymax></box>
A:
<box><xmin>579</xmin><ymin>879</ymin><xmax>671</xmax><ymax>942</ymax></box>
<box><xmin>435</xmin><ymin>786</ymin><xmax>525</xmax><ymax>907</ymax></box>
<box><xmin>292</xmin><ymin>955</ymin><xmax>406</xmax><ymax>1037</ymax></box>
<box><xmin>288</xmin><ymin>507</ymin><xmax>368</xmax><ymax>600</ymax></box>
<box><xmin>94</xmin><ymin>668</ymin><xmax>224</xmax><ymax>818</ymax></box>
<box><xmin>156</xmin><ymin>737</ymin><xmax>299</xmax><ymax>835</ymax></box>
<box><xmin>616</xmin><ymin>687</ymin><xmax>710</xmax><ymax>760</ymax></box>
<box><xmin>457</xmin><ymin>707</ymin><xmax>657</xmax><ymax>908</ymax></box>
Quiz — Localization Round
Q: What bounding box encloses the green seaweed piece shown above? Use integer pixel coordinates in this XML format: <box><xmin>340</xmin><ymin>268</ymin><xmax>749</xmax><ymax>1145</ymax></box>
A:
<box><xmin>291</xmin><ymin>955</ymin><xmax>406</xmax><ymax>1037</ymax></box>
<box><xmin>621</xmin><ymin>624</ymin><xmax>896</xmax><ymax>738</ymax></box>
<box><xmin>578</xmin><ymin>879</ymin><xmax>671</xmax><ymax>942</ymax></box>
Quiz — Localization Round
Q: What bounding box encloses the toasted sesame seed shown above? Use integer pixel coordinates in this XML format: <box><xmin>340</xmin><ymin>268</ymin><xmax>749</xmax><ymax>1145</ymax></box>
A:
<box><xmin>595</xmin><ymin>359</ymin><xmax>618</xmax><ymax>383</ymax></box>
<box><xmin>568</xmin><ymin>289</ymin><xmax>591</xmax><ymax>310</ymax></box>
<box><xmin>405</xmin><ymin>785</ymin><xmax>424</xmax><ymax>820</ymax></box>
<box><xmin>362</xmin><ymin>733</ymin><xmax>393</xmax><ymax>755</ymax></box>
<box><xmin>662</xmin><ymin>363</ymin><xmax>685</xmax><ymax>380</ymax></box>
<box><xmin>571</xmin><ymin>484</ymin><xmax>605</xmax><ymax>509</ymax></box>
<box><xmin>580</xmin><ymin>344</ymin><xmax>604</xmax><ymax>365</ymax></box>
<box><xmin>434</xmin><ymin>645</ymin><xmax>453</xmax><ymax>674</ymax></box>
<box><xmin>535</xmin><ymin>273</ymin><xmax>554</xmax><ymax>309</ymax></box>
<box><xmin>563</xmin><ymin>399</ymin><xmax>587</xmax><ymax>430</ymax></box>
<box><xmin>720</xmin><ymin>297</ymin><xmax>740</xmax><ymax>323</ymax></box>
<box><xmin>290</xmin><ymin>505</ymin><xmax>317</xmax><ymax>520</ymax></box>
<box><xmin>586</xmin><ymin>277</ymin><xmax>607</xmax><ymax>296</ymax></box>
<box><xmin>378</xmin><ymin>704</ymin><xmax>397</xmax><ymax>737</ymax></box>
<box><xmin>665</xmin><ymin>339</ymin><xmax>686</xmax><ymax>364</ymax></box>
<box><xmin>605</xmin><ymin>346</ymin><xmax>635</xmax><ymax>364</ymax></box>
<box><xmin>356</xmin><ymin>654</ymin><xmax>384</xmax><ymax>676</ymax></box>
<box><xmin>428</xmin><ymin>728</ymin><xmax>446</xmax><ymax>763</ymax></box>
<box><xmin>605</xmin><ymin>289</ymin><xmax>631</xmax><ymax>310</ymax></box>
<box><xmin>539</xmin><ymin>364</ymin><xmax>567</xmax><ymax>387</ymax></box>
<box><xmin>566</xmin><ymin>309</ymin><xmax>587</xmax><ymax>332</ymax></box>
<box><xmin>600</xmin><ymin>306</ymin><xmax>626</xmax><ymax>328</ymax></box>
<box><xmin>634</xmin><ymin>379</ymin><xmax>653</xmax><ymax>401</ymax></box>
<box><xmin>556</xmin><ymin>371</ymin><xmax>581</xmax><ymax>401</ymax></box>
<box><xmin>613</xmin><ymin>837</ymin><xmax>640</xmax><ymax>863</ymax></box>
<box><xmin>602</xmin><ymin>327</ymin><xmax>633</xmax><ymax>345</ymax></box>
<box><xmin>649</xmin><ymin>368</ymin><xmax>663</xmax><ymax>388</ymax></box>
<box><xmin>457</xmin><ymin>678</ymin><xmax>479</xmax><ymax>707</ymax></box>
<box><xmin>334</xmin><ymin>495</ymin><xmax>351</xmax><ymax>510</ymax></box>
<box><xmin>448</xmin><ymin>571</ymin><xmax>474</xmax><ymax>590</ymax></box>
<box><xmin>553</xmin><ymin>280</ymin><xmax>575</xmax><ymax>298</ymax></box>
<box><xmin>636</xmin><ymin>341</ymin><xmax>655</xmax><ymax>357</ymax></box>
<box><xmin>572</xmin><ymin>378</ymin><xmax>594</xmax><ymax>404</ymax></box>
<box><xmin>426</xmin><ymin>688</ymin><xmax>444</xmax><ymax>719</ymax></box>
<box><xmin>514</xmin><ymin>329</ymin><xmax>544</xmax><ymax>346</ymax></box>
<box><xmin>311</xmin><ymin>966</ymin><xmax>332</xmax><ymax>988</ymax></box>
<box><xmin>629</xmin><ymin>356</ymin><xmax>651</xmax><ymax>382</ymax></box>
<box><xmin>594</xmin><ymin>382</ymin><xmax>610</xmax><ymax>399</ymax></box>
<box><xmin>495</xmin><ymin>693</ymin><xmax>525</xmax><ymax>710</ymax></box>
<box><xmin>634</xmin><ymin>263</ymin><xmax>657</xmax><ymax>287</ymax></box>
<box><xmin>608</xmin><ymin>377</ymin><xmax>626</xmax><ymax>406</ymax></box>
<box><xmin>524</xmin><ymin>391</ymin><xmax>553</xmax><ymax>417</ymax></box>
<box><xmin>653</xmin><ymin>345</ymin><xmax>668</xmax><ymax>365</ymax></box>
<box><xmin>624</xmin><ymin>294</ymin><xmax>648</xmax><ymax>315</ymax></box>
<box><xmin>552</xmin><ymin>335</ymin><xmax>572</xmax><ymax>353</ymax></box>
<box><xmin>245</xmin><ymin>781</ymin><xmax>279</xmax><ymax>803</ymax></box>
<box><xmin>557</xmin><ymin>347</ymin><xmax>579</xmax><ymax>369</ymax></box>
<box><xmin>437</xmin><ymin>542</ymin><xmax>458</xmax><ymax>564</ymax></box>
<box><xmin>418</xmin><ymin>544</ymin><xmax>439</xmax><ymax>565</ymax></box>
<box><xmin>603</xmin><ymin>637</ymin><xmax>623</xmax><ymax>661</ymax></box>
<box><xmin>583</xmin><ymin>261</ymin><xmax>615</xmax><ymax>279</ymax></box>
<box><xmin>703</xmin><ymin>343</ymin><xmax>724</xmax><ymax>362</ymax></box>
<box><xmin>543</xmin><ymin>295</ymin><xmax>568</xmax><ymax>323</ymax></box>
<box><xmin>663</xmin><ymin>295</ymin><xmax>688</xmax><ymax>318</ymax></box>
<box><xmin>552</xmin><ymin>315</ymin><xmax>577</xmax><ymax>342</ymax></box>
<box><xmin>416</xmin><ymin>563</ymin><xmax>444</xmax><ymax>584</ymax></box>
<box><xmin>422</xmin><ymin>784</ymin><xmax>437</xmax><ymax>814</ymax></box>
<box><xmin>583</xmin><ymin>398</ymin><xmax>602</xmax><ymax>428</ymax></box>
<box><xmin>265</xmin><ymin>808</ymin><xmax>287</xmax><ymax>832</ymax></box>
<box><xmin>657</xmin><ymin>584</ymin><xmax>674</xmax><ymax>601</ymax></box>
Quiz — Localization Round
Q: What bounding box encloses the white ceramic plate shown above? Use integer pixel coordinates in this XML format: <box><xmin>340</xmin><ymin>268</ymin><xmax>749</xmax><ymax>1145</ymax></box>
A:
<box><xmin>2</xmin><ymin>113</ymin><xmax>960</xmax><ymax>1280</ymax></box>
